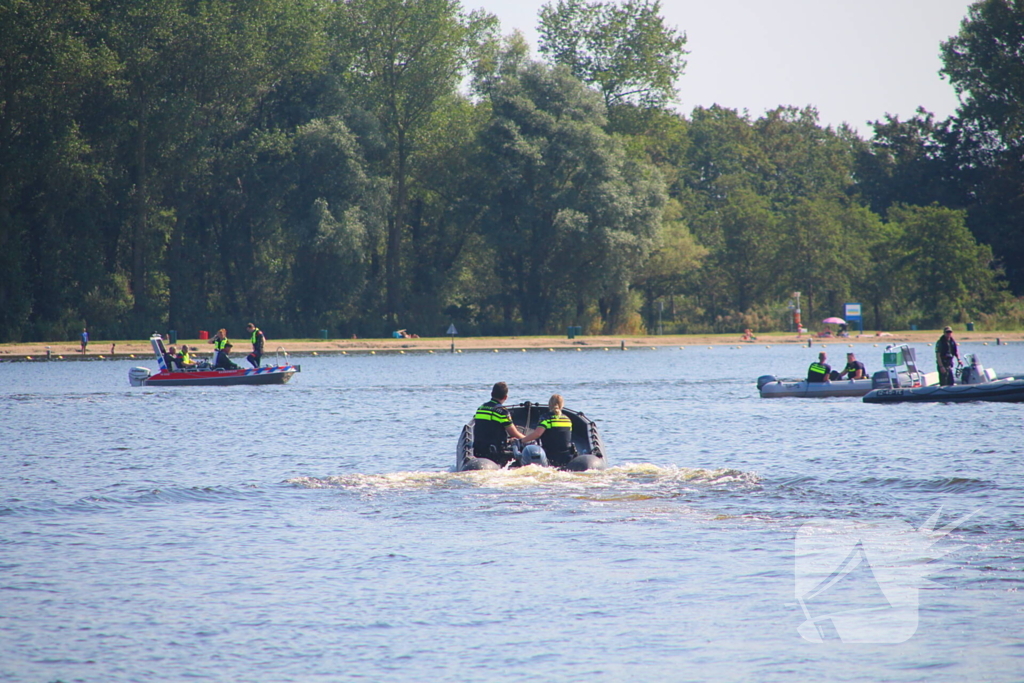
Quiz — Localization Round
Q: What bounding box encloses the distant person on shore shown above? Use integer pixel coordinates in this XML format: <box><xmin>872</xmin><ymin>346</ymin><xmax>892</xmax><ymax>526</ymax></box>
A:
<box><xmin>807</xmin><ymin>351</ymin><xmax>831</xmax><ymax>383</ymax></box>
<box><xmin>245</xmin><ymin>322</ymin><xmax>265</xmax><ymax>368</ymax></box>
<box><xmin>936</xmin><ymin>326</ymin><xmax>961</xmax><ymax>386</ymax></box>
<box><xmin>520</xmin><ymin>394</ymin><xmax>576</xmax><ymax>468</ymax></box>
<box><xmin>838</xmin><ymin>352</ymin><xmax>868</xmax><ymax>380</ymax></box>
<box><xmin>80</xmin><ymin>328</ymin><xmax>89</xmax><ymax>353</ymax></box>
<box><xmin>214</xmin><ymin>342</ymin><xmax>241</xmax><ymax>370</ymax></box>
<box><xmin>472</xmin><ymin>381</ymin><xmax>526</xmax><ymax>466</ymax></box>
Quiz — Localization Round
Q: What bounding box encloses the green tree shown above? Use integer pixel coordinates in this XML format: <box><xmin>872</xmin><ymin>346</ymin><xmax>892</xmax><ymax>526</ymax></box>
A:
<box><xmin>940</xmin><ymin>0</ymin><xmax>1024</xmax><ymax>293</ymax></box>
<box><xmin>888</xmin><ymin>204</ymin><xmax>1007</xmax><ymax>325</ymax></box>
<box><xmin>538</xmin><ymin>0</ymin><xmax>687</xmax><ymax>107</ymax></box>
<box><xmin>335</xmin><ymin>0</ymin><xmax>488</xmax><ymax>325</ymax></box>
<box><xmin>472</xmin><ymin>61</ymin><xmax>665</xmax><ymax>332</ymax></box>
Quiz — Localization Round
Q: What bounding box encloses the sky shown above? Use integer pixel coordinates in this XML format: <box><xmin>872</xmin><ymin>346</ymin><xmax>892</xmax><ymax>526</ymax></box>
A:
<box><xmin>467</xmin><ymin>0</ymin><xmax>976</xmax><ymax>134</ymax></box>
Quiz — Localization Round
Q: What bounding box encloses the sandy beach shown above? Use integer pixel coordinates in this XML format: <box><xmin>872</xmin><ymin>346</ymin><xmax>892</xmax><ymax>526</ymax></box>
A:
<box><xmin>2</xmin><ymin>329</ymin><xmax>1021</xmax><ymax>361</ymax></box>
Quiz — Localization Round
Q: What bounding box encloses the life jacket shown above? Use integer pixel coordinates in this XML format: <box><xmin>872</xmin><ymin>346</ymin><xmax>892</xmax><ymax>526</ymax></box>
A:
<box><xmin>538</xmin><ymin>412</ymin><xmax>573</xmax><ymax>462</ymax></box>
<box><xmin>808</xmin><ymin>362</ymin><xmax>828</xmax><ymax>382</ymax></box>
<box><xmin>473</xmin><ymin>400</ymin><xmax>512</xmax><ymax>455</ymax></box>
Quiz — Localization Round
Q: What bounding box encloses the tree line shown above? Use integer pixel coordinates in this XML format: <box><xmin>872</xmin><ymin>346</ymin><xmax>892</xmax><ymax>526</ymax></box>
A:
<box><xmin>1</xmin><ymin>0</ymin><xmax>1022</xmax><ymax>343</ymax></box>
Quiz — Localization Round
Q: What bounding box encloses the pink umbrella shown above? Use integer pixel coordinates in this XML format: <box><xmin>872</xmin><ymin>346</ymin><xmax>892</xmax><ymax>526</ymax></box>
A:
<box><xmin>822</xmin><ymin>317</ymin><xmax>846</xmax><ymax>325</ymax></box>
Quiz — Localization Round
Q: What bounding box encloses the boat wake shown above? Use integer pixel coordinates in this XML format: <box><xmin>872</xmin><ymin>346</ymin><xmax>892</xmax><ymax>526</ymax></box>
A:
<box><xmin>287</xmin><ymin>463</ymin><xmax>760</xmax><ymax>492</ymax></box>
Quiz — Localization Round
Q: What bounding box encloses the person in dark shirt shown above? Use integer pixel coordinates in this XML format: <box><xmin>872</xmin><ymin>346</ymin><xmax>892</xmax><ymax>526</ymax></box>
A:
<box><xmin>807</xmin><ymin>351</ymin><xmax>831</xmax><ymax>383</ymax></box>
<box><xmin>472</xmin><ymin>381</ymin><xmax>526</xmax><ymax>465</ymax></box>
<box><xmin>245</xmin><ymin>322</ymin><xmax>266</xmax><ymax>368</ymax></box>
<box><xmin>521</xmin><ymin>394</ymin><xmax>576</xmax><ymax>468</ymax></box>
<box><xmin>838</xmin><ymin>352</ymin><xmax>868</xmax><ymax>380</ymax></box>
<box><xmin>214</xmin><ymin>342</ymin><xmax>241</xmax><ymax>370</ymax></box>
<box><xmin>935</xmin><ymin>326</ymin><xmax>961</xmax><ymax>386</ymax></box>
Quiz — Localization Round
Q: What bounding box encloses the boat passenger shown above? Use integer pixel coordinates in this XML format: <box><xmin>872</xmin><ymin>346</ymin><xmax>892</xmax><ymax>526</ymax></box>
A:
<box><xmin>807</xmin><ymin>352</ymin><xmax>831</xmax><ymax>383</ymax></box>
<box><xmin>165</xmin><ymin>344</ymin><xmax>181</xmax><ymax>370</ymax></box>
<box><xmin>178</xmin><ymin>345</ymin><xmax>196</xmax><ymax>369</ymax></box>
<box><xmin>472</xmin><ymin>382</ymin><xmax>526</xmax><ymax>466</ymax></box>
<box><xmin>245</xmin><ymin>322</ymin><xmax>265</xmax><ymax>368</ymax></box>
<box><xmin>209</xmin><ymin>328</ymin><xmax>229</xmax><ymax>366</ymax></box>
<box><xmin>521</xmin><ymin>394</ymin><xmax>576</xmax><ymax>468</ymax></box>
<box><xmin>214</xmin><ymin>342</ymin><xmax>241</xmax><ymax>370</ymax></box>
<box><xmin>838</xmin><ymin>352</ymin><xmax>867</xmax><ymax>380</ymax></box>
<box><xmin>935</xmin><ymin>326</ymin><xmax>961</xmax><ymax>386</ymax></box>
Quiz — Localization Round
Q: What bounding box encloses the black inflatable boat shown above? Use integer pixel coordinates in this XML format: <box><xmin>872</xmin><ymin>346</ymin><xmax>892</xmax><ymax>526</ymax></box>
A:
<box><xmin>456</xmin><ymin>401</ymin><xmax>607</xmax><ymax>472</ymax></box>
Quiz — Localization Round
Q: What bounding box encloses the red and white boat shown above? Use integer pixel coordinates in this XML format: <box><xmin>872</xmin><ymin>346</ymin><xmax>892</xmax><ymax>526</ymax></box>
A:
<box><xmin>129</xmin><ymin>334</ymin><xmax>300</xmax><ymax>387</ymax></box>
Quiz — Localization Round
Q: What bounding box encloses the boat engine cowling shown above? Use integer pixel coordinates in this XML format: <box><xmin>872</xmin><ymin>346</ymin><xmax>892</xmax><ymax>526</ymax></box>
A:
<box><xmin>756</xmin><ymin>375</ymin><xmax>778</xmax><ymax>390</ymax></box>
<box><xmin>519</xmin><ymin>444</ymin><xmax>548</xmax><ymax>467</ymax></box>
<box><xmin>128</xmin><ymin>367</ymin><xmax>151</xmax><ymax>386</ymax></box>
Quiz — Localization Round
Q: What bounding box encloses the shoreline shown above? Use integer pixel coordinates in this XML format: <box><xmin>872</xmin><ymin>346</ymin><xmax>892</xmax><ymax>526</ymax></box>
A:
<box><xmin>2</xmin><ymin>330</ymin><xmax>1021</xmax><ymax>361</ymax></box>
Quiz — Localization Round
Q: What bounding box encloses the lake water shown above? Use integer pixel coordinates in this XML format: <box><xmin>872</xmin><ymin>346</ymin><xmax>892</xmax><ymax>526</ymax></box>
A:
<box><xmin>2</xmin><ymin>341</ymin><xmax>1022</xmax><ymax>682</ymax></box>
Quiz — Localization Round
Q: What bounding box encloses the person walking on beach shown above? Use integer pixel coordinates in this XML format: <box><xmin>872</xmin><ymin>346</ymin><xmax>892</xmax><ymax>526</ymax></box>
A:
<box><xmin>80</xmin><ymin>328</ymin><xmax>89</xmax><ymax>353</ymax></box>
<box><xmin>936</xmin><ymin>326</ymin><xmax>961</xmax><ymax>386</ymax></box>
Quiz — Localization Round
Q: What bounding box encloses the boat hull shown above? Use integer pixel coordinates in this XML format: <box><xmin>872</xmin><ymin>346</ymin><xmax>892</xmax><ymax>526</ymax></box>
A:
<box><xmin>863</xmin><ymin>378</ymin><xmax>1024</xmax><ymax>403</ymax></box>
<box><xmin>759</xmin><ymin>377</ymin><xmax>873</xmax><ymax>398</ymax></box>
<box><xmin>456</xmin><ymin>402</ymin><xmax>607</xmax><ymax>472</ymax></box>
<box><xmin>143</xmin><ymin>365</ymin><xmax>300</xmax><ymax>387</ymax></box>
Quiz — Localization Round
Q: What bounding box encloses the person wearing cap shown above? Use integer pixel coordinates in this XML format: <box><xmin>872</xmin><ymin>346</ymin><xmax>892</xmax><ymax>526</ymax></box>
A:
<box><xmin>807</xmin><ymin>351</ymin><xmax>831</xmax><ymax>383</ymax></box>
<box><xmin>935</xmin><ymin>326</ymin><xmax>961</xmax><ymax>386</ymax></box>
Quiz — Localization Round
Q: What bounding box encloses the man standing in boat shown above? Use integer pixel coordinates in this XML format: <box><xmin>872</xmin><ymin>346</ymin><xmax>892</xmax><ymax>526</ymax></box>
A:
<box><xmin>936</xmin><ymin>326</ymin><xmax>961</xmax><ymax>385</ymax></box>
<box><xmin>838</xmin><ymin>352</ymin><xmax>868</xmax><ymax>380</ymax></box>
<box><xmin>473</xmin><ymin>382</ymin><xmax>527</xmax><ymax>466</ymax></box>
<box><xmin>807</xmin><ymin>351</ymin><xmax>831</xmax><ymax>383</ymax></box>
<box><xmin>245</xmin><ymin>322</ymin><xmax>266</xmax><ymax>368</ymax></box>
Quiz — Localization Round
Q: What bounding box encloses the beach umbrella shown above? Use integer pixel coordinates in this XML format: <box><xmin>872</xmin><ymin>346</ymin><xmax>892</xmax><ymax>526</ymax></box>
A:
<box><xmin>822</xmin><ymin>317</ymin><xmax>846</xmax><ymax>324</ymax></box>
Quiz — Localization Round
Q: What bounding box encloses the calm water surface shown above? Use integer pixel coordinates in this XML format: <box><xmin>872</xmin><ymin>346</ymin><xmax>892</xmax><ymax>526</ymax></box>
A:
<box><xmin>2</xmin><ymin>341</ymin><xmax>1022</xmax><ymax>682</ymax></box>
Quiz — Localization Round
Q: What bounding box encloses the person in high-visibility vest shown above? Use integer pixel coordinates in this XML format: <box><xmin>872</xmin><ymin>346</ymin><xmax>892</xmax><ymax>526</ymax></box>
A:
<box><xmin>245</xmin><ymin>322</ymin><xmax>266</xmax><ymax>368</ymax></box>
<box><xmin>472</xmin><ymin>382</ymin><xmax>526</xmax><ymax>465</ymax></box>
<box><xmin>208</xmin><ymin>328</ymin><xmax>229</xmax><ymax>366</ymax></box>
<box><xmin>521</xmin><ymin>394</ymin><xmax>576</xmax><ymax>467</ymax></box>
<box><xmin>807</xmin><ymin>351</ymin><xmax>832</xmax><ymax>383</ymax></box>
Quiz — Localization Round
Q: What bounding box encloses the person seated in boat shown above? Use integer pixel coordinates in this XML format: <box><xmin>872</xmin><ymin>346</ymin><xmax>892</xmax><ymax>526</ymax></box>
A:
<box><xmin>838</xmin><ymin>352</ymin><xmax>867</xmax><ymax>380</ymax></box>
<box><xmin>520</xmin><ymin>394</ymin><xmax>576</xmax><ymax>468</ymax></box>
<box><xmin>177</xmin><ymin>344</ymin><xmax>196</xmax><ymax>369</ymax></box>
<box><xmin>213</xmin><ymin>342</ymin><xmax>241</xmax><ymax>370</ymax></box>
<box><xmin>807</xmin><ymin>352</ymin><xmax>831</xmax><ymax>383</ymax></box>
<box><xmin>164</xmin><ymin>344</ymin><xmax>181</xmax><ymax>370</ymax></box>
<box><xmin>472</xmin><ymin>381</ymin><xmax>526</xmax><ymax>466</ymax></box>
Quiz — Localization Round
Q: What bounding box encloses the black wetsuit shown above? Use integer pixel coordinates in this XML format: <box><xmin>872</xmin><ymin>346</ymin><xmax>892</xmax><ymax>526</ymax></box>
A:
<box><xmin>537</xmin><ymin>411</ymin><xmax>574</xmax><ymax>467</ymax></box>
<box><xmin>473</xmin><ymin>399</ymin><xmax>513</xmax><ymax>464</ymax></box>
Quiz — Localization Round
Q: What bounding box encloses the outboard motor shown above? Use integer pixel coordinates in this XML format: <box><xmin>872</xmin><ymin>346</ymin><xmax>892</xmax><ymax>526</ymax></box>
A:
<box><xmin>756</xmin><ymin>375</ymin><xmax>778</xmax><ymax>390</ymax></box>
<box><xmin>518</xmin><ymin>444</ymin><xmax>548</xmax><ymax>467</ymax></box>
<box><xmin>128</xmin><ymin>367</ymin><xmax>151</xmax><ymax>386</ymax></box>
<box><xmin>959</xmin><ymin>354</ymin><xmax>989</xmax><ymax>385</ymax></box>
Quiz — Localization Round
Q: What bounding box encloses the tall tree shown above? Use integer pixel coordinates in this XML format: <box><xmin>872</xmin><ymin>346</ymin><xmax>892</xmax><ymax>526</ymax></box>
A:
<box><xmin>335</xmin><ymin>0</ymin><xmax>486</xmax><ymax>325</ymax></box>
<box><xmin>538</xmin><ymin>0</ymin><xmax>687</xmax><ymax>107</ymax></box>
<box><xmin>472</xmin><ymin>61</ymin><xmax>665</xmax><ymax>333</ymax></box>
<box><xmin>940</xmin><ymin>0</ymin><xmax>1024</xmax><ymax>293</ymax></box>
